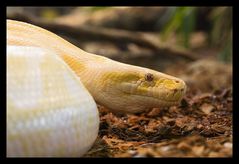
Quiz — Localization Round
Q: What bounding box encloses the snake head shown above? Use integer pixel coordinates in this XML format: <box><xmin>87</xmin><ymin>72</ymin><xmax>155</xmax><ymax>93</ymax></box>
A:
<box><xmin>96</xmin><ymin>64</ymin><xmax>186</xmax><ymax>114</ymax></box>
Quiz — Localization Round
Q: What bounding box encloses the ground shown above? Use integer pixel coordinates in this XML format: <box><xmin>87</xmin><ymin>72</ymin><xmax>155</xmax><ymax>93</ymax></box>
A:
<box><xmin>83</xmin><ymin>86</ymin><xmax>232</xmax><ymax>157</ymax></box>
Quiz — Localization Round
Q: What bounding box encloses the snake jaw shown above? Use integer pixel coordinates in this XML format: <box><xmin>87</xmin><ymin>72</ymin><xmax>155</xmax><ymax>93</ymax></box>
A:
<box><xmin>97</xmin><ymin>67</ymin><xmax>186</xmax><ymax>114</ymax></box>
<box><xmin>119</xmin><ymin>76</ymin><xmax>186</xmax><ymax>102</ymax></box>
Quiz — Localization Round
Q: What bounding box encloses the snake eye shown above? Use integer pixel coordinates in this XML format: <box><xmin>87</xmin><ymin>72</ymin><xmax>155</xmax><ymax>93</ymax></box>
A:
<box><xmin>145</xmin><ymin>73</ymin><xmax>154</xmax><ymax>81</ymax></box>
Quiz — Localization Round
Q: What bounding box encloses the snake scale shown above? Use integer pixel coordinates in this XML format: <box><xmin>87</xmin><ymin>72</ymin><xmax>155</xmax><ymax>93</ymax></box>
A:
<box><xmin>7</xmin><ymin>19</ymin><xmax>186</xmax><ymax>157</ymax></box>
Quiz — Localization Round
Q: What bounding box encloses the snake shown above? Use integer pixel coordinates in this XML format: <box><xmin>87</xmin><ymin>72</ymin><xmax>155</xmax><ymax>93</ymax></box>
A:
<box><xmin>7</xmin><ymin>19</ymin><xmax>186</xmax><ymax>157</ymax></box>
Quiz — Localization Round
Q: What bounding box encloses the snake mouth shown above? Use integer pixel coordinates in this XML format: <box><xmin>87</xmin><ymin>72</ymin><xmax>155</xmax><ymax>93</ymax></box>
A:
<box><xmin>135</xmin><ymin>95</ymin><xmax>180</xmax><ymax>113</ymax></box>
<box><xmin>119</xmin><ymin>82</ymin><xmax>185</xmax><ymax>105</ymax></box>
<box><xmin>120</xmin><ymin>87</ymin><xmax>184</xmax><ymax>108</ymax></box>
<box><xmin>132</xmin><ymin>93</ymin><xmax>182</xmax><ymax>106</ymax></box>
<box><xmin>117</xmin><ymin>76</ymin><xmax>186</xmax><ymax>103</ymax></box>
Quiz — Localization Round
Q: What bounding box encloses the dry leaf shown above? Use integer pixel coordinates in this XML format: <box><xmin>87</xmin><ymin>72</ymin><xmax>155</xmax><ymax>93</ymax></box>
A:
<box><xmin>200</xmin><ymin>103</ymin><xmax>214</xmax><ymax>114</ymax></box>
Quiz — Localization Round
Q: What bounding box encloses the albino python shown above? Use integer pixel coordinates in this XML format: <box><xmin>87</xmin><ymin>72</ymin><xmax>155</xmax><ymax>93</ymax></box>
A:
<box><xmin>7</xmin><ymin>19</ymin><xmax>186</xmax><ymax>157</ymax></box>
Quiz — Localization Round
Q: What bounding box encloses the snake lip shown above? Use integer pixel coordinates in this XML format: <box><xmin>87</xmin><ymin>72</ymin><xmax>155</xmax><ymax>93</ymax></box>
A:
<box><xmin>137</xmin><ymin>94</ymin><xmax>181</xmax><ymax>103</ymax></box>
<box><xmin>119</xmin><ymin>81</ymin><xmax>185</xmax><ymax>105</ymax></box>
<box><xmin>129</xmin><ymin>93</ymin><xmax>182</xmax><ymax>106</ymax></box>
<box><xmin>120</xmin><ymin>86</ymin><xmax>183</xmax><ymax>104</ymax></box>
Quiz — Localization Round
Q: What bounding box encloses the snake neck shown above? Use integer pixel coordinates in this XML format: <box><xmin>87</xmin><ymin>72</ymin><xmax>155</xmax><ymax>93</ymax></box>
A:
<box><xmin>62</xmin><ymin>51</ymin><xmax>110</xmax><ymax>96</ymax></box>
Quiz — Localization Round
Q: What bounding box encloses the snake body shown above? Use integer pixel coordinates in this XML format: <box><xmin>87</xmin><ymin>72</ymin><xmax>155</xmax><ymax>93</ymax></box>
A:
<box><xmin>7</xmin><ymin>19</ymin><xmax>186</xmax><ymax>157</ymax></box>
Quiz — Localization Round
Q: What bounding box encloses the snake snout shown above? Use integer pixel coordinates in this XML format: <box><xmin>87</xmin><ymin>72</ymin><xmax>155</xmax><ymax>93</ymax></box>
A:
<box><xmin>165</xmin><ymin>79</ymin><xmax>186</xmax><ymax>101</ymax></box>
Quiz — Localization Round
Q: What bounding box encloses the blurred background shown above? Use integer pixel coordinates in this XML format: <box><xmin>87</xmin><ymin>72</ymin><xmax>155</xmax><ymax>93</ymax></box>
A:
<box><xmin>7</xmin><ymin>6</ymin><xmax>232</xmax><ymax>93</ymax></box>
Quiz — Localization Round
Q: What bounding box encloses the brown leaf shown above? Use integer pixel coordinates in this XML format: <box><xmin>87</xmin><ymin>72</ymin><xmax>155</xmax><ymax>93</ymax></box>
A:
<box><xmin>192</xmin><ymin>146</ymin><xmax>205</xmax><ymax>156</ymax></box>
<box><xmin>200</xmin><ymin>103</ymin><xmax>214</xmax><ymax>114</ymax></box>
<box><xmin>177</xmin><ymin>142</ymin><xmax>191</xmax><ymax>151</ymax></box>
<box><xmin>147</xmin><ymin>108</ymin><xmax>161</xmax><ymax>117</ymax></box>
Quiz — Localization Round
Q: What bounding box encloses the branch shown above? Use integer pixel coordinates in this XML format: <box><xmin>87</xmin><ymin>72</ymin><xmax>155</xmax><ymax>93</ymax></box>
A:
<box><xmin>7</xmin><ymin>13</ymin><xmax>200</xmax><ymax>61</ymax></box>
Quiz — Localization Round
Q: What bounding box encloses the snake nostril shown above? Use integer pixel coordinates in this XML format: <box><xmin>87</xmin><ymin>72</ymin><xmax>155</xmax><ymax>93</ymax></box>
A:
<box><xmin>175</xmin><ymin>80</ymin><xmax>179</xmax><ymax>83</ymax></box>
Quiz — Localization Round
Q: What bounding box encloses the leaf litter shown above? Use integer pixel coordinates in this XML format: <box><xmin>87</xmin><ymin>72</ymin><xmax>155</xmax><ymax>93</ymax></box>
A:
<box><xmin>84</xmin><ymin>88</ymin><xmax>232</xmax><ymax>157</ymax></box>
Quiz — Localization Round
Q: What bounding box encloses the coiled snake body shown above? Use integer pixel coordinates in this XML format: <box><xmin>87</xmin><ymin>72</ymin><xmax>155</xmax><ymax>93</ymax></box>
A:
<box><xmin>7</xmin><ymin>20</ymin><xmax>186</xmax><ymax>157</ymax></box>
